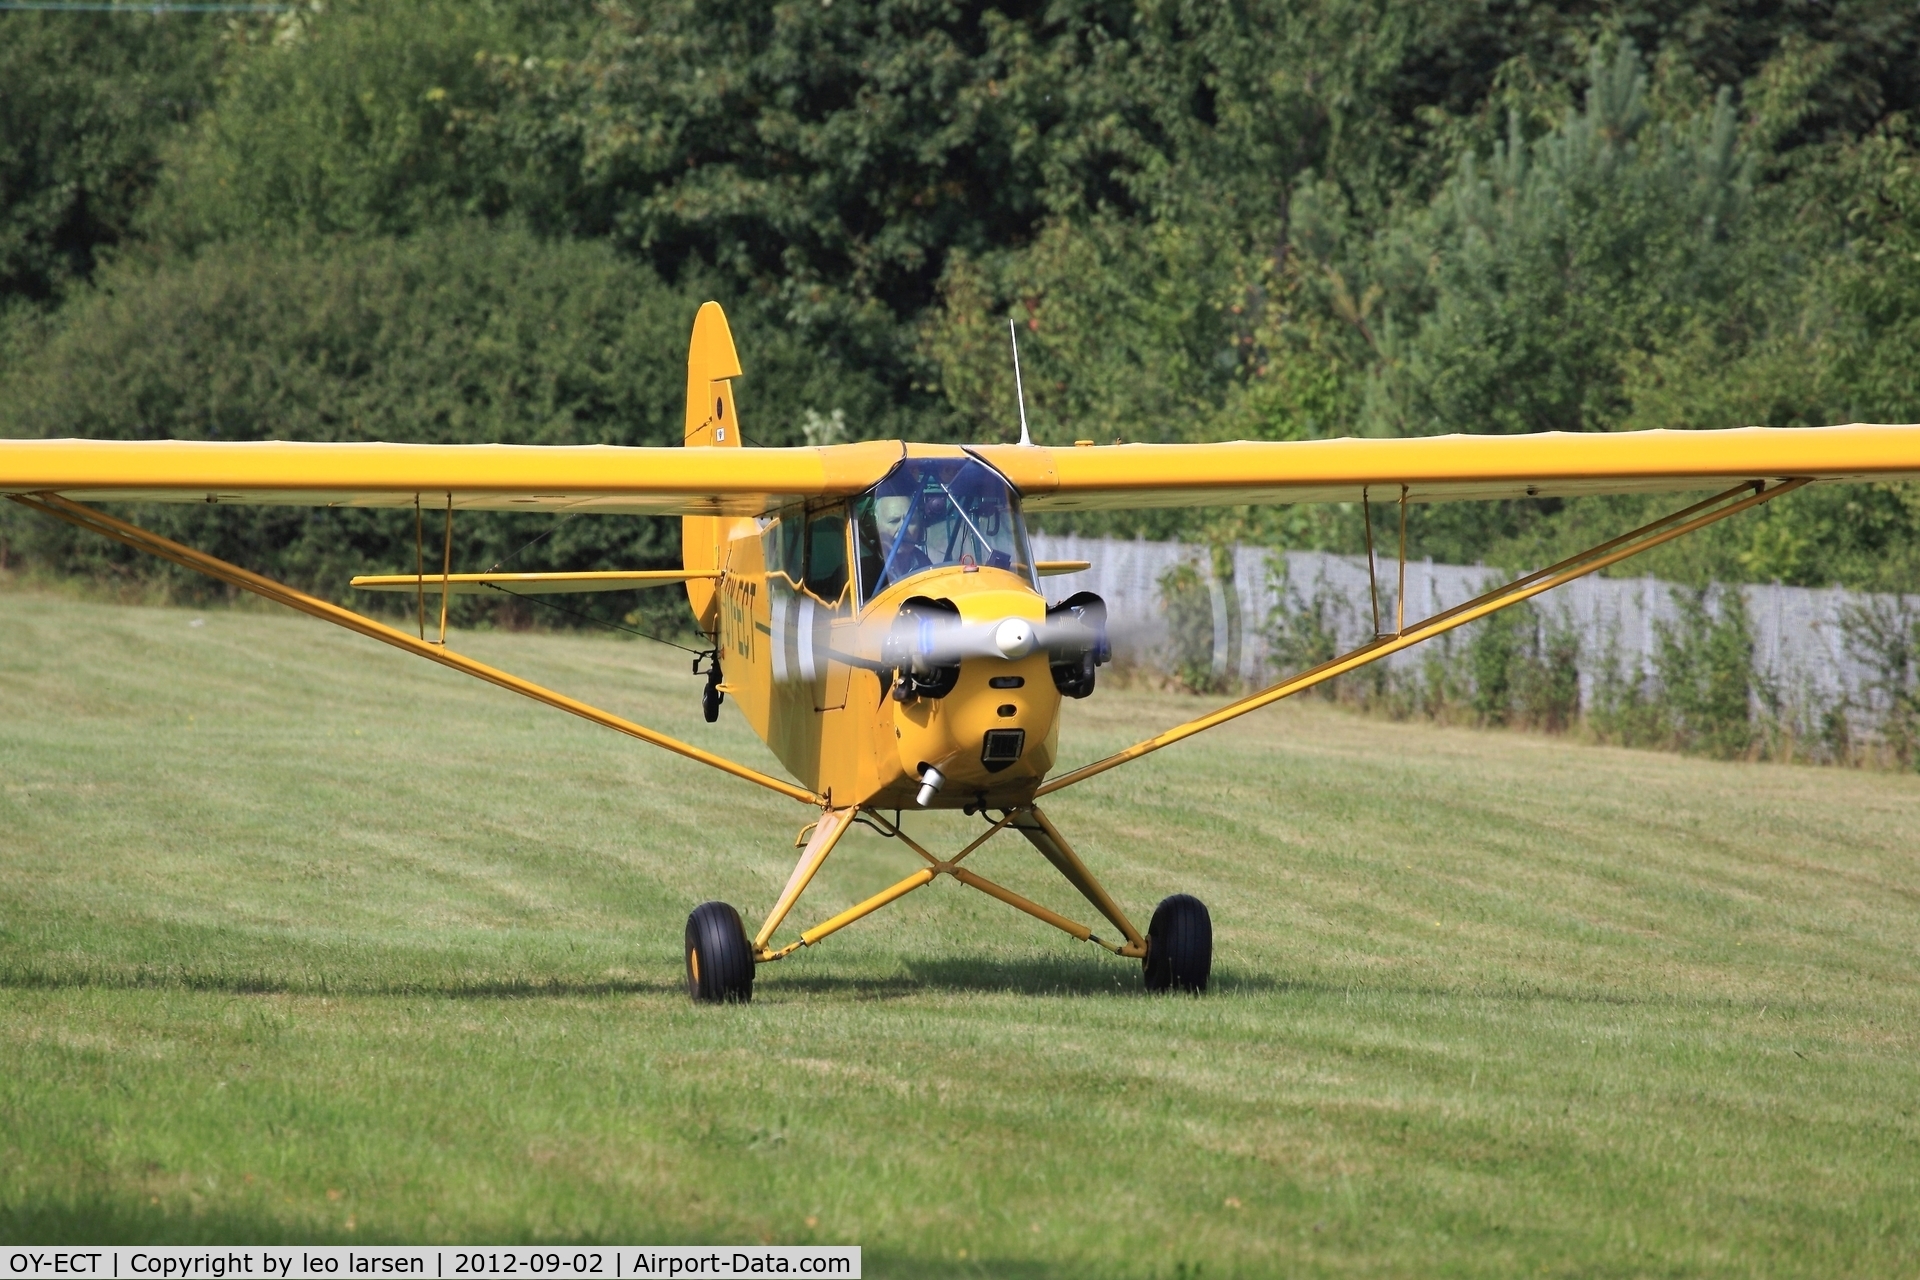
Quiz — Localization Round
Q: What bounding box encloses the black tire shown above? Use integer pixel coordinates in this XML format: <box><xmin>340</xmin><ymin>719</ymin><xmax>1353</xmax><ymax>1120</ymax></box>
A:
<box><xmin>685</xmin><ymin>901</ymin><xmax>754</xmax><ymax>1003</ymax></box>
<box><xmin>1142</xmin><ymin>894</ymin><xmax>1212</xmax><ymax>993</ymax></box>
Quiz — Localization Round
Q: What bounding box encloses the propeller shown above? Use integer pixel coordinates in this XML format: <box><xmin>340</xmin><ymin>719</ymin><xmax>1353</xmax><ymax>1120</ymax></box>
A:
<box><xmin>876</xmin><ymin>591</ymin><xmax>1114</xmax><ymax>699</ymax></box>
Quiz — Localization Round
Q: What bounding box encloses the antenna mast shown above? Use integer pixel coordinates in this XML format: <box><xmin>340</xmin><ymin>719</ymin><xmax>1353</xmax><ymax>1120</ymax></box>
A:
<box><xmin>1009</xmin><ymin>318</ymin><xmax>1032</xmax><ymax>447</ymax></box>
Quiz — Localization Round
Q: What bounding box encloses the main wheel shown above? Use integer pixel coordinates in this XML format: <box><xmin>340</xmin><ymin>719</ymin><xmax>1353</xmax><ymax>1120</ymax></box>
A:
<box><xmin>685</xmin><ymin>901</ymin><xmax>754</xmax><ymax>1003</ymax></box>
<box><xmin>1142</xmin><ymin>894</ymin><xmax>1212</xmax><ymax>993</ymax></box>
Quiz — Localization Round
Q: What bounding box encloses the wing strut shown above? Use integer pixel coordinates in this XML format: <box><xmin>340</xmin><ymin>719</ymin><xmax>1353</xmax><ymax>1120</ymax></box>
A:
<box><xmin>1037</xmin><ymin>477</ymin><xmax>1809</xmax><ymax>797</ymax></box>
<box><xmin>9</xmin><ymin>492</ymin><xmax>822</xmax><ymax>807</ymax></box>
<box><xmin>438</xmin><ymin>494</ymin><xmax>453</xmax><ymax>646</ymax></box>
<box><xmin>752</xmin><ymin>804</ymin><xmax>1149</xmax><ymax>962</ymax></box>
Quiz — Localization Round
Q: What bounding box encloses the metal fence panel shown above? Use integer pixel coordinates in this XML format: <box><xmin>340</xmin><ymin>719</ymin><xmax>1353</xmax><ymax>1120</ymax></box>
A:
<box><xmin>1031</xmin><ymin>533</ymin><xmax>1916</xmax><ymax>723</ymax></box>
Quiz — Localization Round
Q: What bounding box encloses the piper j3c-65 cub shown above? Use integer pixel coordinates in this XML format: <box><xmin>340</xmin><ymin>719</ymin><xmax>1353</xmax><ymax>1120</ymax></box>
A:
<box><xmin>8</xmin><ymin>302</ymin><xmax>1920</xmax><ymax>1001</ymax></box>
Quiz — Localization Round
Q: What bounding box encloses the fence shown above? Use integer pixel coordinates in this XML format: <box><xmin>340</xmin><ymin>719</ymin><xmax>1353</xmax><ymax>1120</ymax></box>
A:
<box><xmin>1030</xmin><ymin>533</ymin><xmax>1919</xmax><ymax>753</ymax></box>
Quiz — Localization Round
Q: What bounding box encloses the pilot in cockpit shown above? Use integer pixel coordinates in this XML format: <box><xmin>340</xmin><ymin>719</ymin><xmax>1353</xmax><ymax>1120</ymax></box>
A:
<box><xmin>872</xmin><ymin>492</ymin><xmax>934</xmax><ymax>580</ymax></box>
<box><xmin>856</xmin><ymin>459</ymin><xmax>1022</xmax><ymax>601</ymax></box>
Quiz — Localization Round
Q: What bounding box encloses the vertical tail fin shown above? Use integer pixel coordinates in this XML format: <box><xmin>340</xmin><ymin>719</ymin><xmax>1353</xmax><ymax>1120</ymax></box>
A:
<box><xmin>682</xmin><ymin>302</ymin><xmax>744</xmax><ymax>635</ymax></box>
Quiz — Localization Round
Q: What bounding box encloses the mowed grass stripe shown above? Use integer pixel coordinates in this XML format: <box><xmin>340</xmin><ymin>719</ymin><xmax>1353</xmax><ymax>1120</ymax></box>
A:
<box><xmin>1</xmin><ymin>590</ymin><xmax>1916</xmax><ymax>1276</ymax></box>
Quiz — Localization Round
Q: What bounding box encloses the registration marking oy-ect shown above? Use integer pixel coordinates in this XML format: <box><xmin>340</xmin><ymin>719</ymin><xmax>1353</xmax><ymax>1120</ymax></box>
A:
<box><xmin>3</xmin><ymin>1251</ymin><xmax>858</xmax><ymax>1279</ymax></box>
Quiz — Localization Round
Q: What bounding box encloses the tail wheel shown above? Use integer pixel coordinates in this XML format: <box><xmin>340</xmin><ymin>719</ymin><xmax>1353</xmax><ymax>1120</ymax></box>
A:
<box><xmin>685</xmin><ymin>901</ymin><xmax>754</xmax><ymax>1003</ymax></box>
<box><xmin>1142</xmin><ymin>894</ymin><xmax>1212</xmax><ymax>993</ymax></box>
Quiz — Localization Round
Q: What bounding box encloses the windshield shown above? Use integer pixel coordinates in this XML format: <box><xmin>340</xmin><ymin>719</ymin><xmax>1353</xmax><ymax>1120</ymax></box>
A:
<box><xmin>852</xmin><ymin>457</ymin><xmax>1035</xmax><ymax>603</ymax></box>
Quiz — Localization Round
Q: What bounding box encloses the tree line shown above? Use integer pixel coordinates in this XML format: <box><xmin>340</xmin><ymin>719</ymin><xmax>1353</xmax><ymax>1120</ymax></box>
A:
<box><xmin>3</xmin><ymin>0</ymin><xmax>1918</xmax><ymax>613</ymax></box>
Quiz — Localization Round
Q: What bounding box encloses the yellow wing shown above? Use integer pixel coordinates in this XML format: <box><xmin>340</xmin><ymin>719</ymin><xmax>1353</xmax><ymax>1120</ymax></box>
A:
<box><xmin>5</xmin><ymin>424</ymin><xmax>1919</xmax><ymax>515</ymax></box>
<box><xmin>0</xmin><ymin>437</ymin><xmax>905</xmax><ymax>516</ymax></box>
<box><xmin>971</xmin><ymin>425</ymin><xmax>1920</xmax><ymax>509</ymax></box>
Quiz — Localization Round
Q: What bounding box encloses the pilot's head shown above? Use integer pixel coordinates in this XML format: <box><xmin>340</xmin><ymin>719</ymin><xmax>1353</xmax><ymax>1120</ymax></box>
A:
<box><xmin>875</xmin><ymin>494</ymin><xmax>916</xmax><ymax>546</ymax></box>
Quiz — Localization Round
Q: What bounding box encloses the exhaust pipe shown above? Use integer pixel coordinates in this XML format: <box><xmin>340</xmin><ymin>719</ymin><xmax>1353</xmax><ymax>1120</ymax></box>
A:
<box><xmin>915</xmin><ymin>765</ymin><xmax>946</xmax><ymax>808</ymax></box>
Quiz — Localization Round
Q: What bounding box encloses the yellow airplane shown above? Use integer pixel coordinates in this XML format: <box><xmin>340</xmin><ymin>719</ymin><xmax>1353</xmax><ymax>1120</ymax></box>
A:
<box><xmin>6</xmin><ymin>301</ymin><xmax>1920</xmax><ymax>1001</ymax></box>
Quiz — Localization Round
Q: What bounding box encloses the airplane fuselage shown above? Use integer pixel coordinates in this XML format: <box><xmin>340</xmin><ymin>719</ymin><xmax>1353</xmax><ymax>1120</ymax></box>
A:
<box><xmin>715</xmin><ymin>515</ymin><xmax>1063</xmax><ymax>810</ymax></box>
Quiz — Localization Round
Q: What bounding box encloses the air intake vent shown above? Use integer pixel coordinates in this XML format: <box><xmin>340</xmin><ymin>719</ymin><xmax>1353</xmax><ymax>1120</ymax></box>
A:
<box><xmin>980</xmin><ymin>728</ymin><xmax>1026</xmax><ymax>773</ymax></box>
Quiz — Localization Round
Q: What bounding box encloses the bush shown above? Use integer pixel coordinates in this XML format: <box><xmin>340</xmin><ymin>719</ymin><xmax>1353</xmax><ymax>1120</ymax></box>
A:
<box><xmin>1158</xmin><ymin>561</ymin><xmax>1221</xmax><ymax>695</ymax></box>
<box><xmin>1460</xmin><ymin>599</ymin><xmax>1581</xmax><ymax>730</ymax></box>
<box><xmin>1366</xmin><ymin>45</ymin><xmax>1755</xmax><ymax>442</ymax></box>
<box><xmin>1467</xmin><ymin>603</ymin><xmax>1526</xmax><ymax>726</ymax></box>
<box><xmin>1586</xmin><ymin>636</ymin><xmax>1666</xmax><ymax>749</ymax></box>
<box><xmin>1265</xmin><ymin>558</ymin><xmax>1349</xmax><ymax>694</ymax></box>
<box><xmin>0</xmin><ymin>10</ymin><xmax>224</xmax><ymax>306</ymax></box>
<box><xmin>1838</xmin><ymin>596</ymin><xmax>1920</xmax><ymax>768</ymax></box>
<box><xmin>141</xmin><ymin>0</ymin><xmax>579</xmax><ymax>249</ymax></box>
<box><xmin>0</xmin><ymin>223</ymin><xmax>891</xmax><ymax>626</ymax></box>
<box><xmin>1654</xmin><ymin>586</ymin><xmax>1757</xmax><ymax>759</ymax></box>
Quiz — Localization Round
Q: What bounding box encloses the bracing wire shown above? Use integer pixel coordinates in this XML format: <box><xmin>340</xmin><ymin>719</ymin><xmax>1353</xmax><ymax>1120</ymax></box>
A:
<box><xmin>476</xmin><ymin>513</ymin><xmax>704</xmax><ymax>654</ymax></box>
<box><xmin>482</xmin><ymin>512</ymin><xmax>580</xmax><ymax>575</ymax></box>
<box><xmin>482</xmin><ymin>584</ymin><xmax>706</xmax><ymax>656</ymax></box>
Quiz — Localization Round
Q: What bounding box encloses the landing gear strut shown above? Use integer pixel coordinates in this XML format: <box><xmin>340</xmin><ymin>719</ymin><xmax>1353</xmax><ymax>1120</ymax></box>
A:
<box><xmin>686</xmin><ymin>805</ymin><xmax>1218</xmax><ymax>1004</ymax></box>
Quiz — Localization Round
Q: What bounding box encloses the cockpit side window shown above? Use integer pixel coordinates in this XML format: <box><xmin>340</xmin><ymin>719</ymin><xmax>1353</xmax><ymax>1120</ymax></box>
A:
<box><xmin>760</xmin><ymin>506</ymin><xmax>807</xmax><ymax>592</ymax></box>
<box><xmin>852</xmin><ymin>457</ymin><xmax>1035</xmax><ymax>603</ymax></box>
<box><xmin>803</xmin><ymin>506</ymin><xmax>850</xmax><ymax>604</ymax></box>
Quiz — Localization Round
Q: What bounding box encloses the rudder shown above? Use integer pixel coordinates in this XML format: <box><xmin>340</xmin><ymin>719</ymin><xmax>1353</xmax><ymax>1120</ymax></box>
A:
<box><xmin>682</xmin><ymin>301</ymin><xmax>744</xmax><ymax>635</ymax></box>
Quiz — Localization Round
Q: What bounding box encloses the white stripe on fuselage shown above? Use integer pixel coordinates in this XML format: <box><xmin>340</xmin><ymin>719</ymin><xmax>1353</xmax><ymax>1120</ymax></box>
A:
<box><xmin>797</xmin><ymin>595</ymin><xmax>816</xmax><ymax>683</ymax></box>
<box><xmin>770</xmin><ymin>588</ymin><xmax>788</xmax><ymax>682</ymax></box>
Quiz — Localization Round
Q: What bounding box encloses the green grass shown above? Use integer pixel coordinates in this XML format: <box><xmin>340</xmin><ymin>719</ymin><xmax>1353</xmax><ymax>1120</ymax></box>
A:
<box><xmin>2</xmin><ymin>588</ymin><xmax>1919</xmax><ymax>1276</ymax></box>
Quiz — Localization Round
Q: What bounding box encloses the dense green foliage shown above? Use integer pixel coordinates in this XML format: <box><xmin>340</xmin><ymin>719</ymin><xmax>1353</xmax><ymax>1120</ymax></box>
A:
<box><xmin>0</xmin><ymin>10</ymin><xmax>219</xmax><ymax>306</ymax></box>
<box><xmin>0</xmin><ymin>225</ymin><xmax>892</xmax><ymax>622</ymax></box>
<box><xmin>5</xmin><ymin>0</ymin><xmax>1920</xmax><ymax>596</ymax></box>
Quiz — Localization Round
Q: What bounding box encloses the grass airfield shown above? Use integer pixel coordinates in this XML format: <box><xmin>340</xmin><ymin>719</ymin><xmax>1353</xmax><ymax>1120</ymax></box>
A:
<box><xmin>2</xmin><ymin>588</ymin><xmax>1918</xmax><ymax>1276</ymax></box>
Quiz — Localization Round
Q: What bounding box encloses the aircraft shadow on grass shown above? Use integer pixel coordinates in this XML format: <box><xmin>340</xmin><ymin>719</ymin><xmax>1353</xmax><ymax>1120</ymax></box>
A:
<box><xmin>762</xmin><ymin>954</ymin><xmax>1278</xmax><ymax>998</ymax></box>
<box><xmin>1</xmin><ymin>957</ymin><xmax>1275</xmax><ymax>999</ymax></box>
<box><xmin>0</xmin><ymin>964</ymin><xmax>679</xmax><ymax>999</ymax></box>
<box><xmin>4</xmin><ymin>959</ymin><xmax>1729</xmax><ymax>1009</ymax></box>
<box><xmin>756</xmin><ymin>967</ymin><xmax>1717</xmax><ymax>1008</ymax></box>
